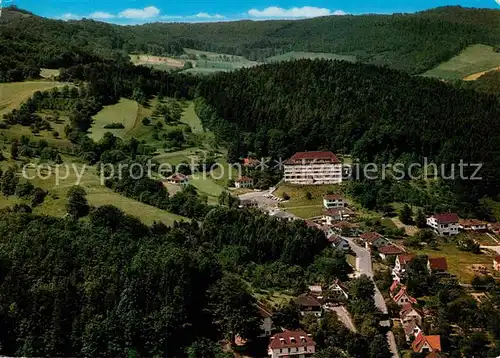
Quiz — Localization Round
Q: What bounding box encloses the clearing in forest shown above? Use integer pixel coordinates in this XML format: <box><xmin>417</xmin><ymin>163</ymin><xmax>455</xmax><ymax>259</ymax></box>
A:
<box><xmin>90</xmin><ymin>98</ymin><xmax>139</xmax><ymax>142</ymax></box>
<box><xmin>266</xmin><ymin>51</ymin><xmax>357</xmax><ymax>63</ymax></box>
<box><xmin>130</xmin><ymin>54</ymin><xmax>185</xmax><ymax>70</ymax></box>
<box><xmin>0</xmin><ymin>81</ymin><xmax>63</xmax><ymax>117</ymax></box>
<box><xmin>423</xmin><ymin>44</ymin><xmax>500</xmax><ymax>80</ymax></box>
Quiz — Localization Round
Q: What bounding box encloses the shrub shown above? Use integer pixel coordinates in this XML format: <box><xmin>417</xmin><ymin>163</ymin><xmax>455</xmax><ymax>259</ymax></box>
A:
<box><xmin>103</xmin><ymin>123</ymin><xmax>125</xmax><ymax>129</ymax></box>
<box><xmin>282</xmin><ymin>192</ymin><xmax>290</xmax><ymax>200</ymax></box>
<box><xmin>142</xmin><ymin>117</ymin><xmax>151</xmax><ymax>126</ymax></box>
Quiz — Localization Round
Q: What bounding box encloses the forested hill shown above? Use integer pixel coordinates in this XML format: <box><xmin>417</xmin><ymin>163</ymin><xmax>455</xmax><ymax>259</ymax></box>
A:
<box><xmin>0</xmin><ymin>5</ymin><xmax>499</xmax><ymax>76</ymax></box>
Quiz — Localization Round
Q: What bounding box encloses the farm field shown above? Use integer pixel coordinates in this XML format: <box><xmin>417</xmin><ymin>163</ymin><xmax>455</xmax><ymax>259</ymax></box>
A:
<box><xmin>423</xmin><ymin>44</ymin><xmax>500</xmax><ymax>80</ymax></box>
<box><xmin>266</xmin><ymin>51</ymin><xmax>357</xmax><ymax>63</ymax></box>
<box><xmin>90</xmin><ymin>98</ymin><xmax>139</xmax><ymax>141</ymax></box>
<box><xmin>0</xmin><ymin>81</ymin><xmax>64</xmax><ymax>117</ymax></box>
<box><xmin>130</xmin><ymin>54</ymin><xmax>185</xmax><ymax>70</ymax></box>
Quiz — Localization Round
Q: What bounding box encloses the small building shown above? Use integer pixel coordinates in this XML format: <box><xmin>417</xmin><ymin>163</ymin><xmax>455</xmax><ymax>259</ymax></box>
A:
<box><xmin>427</xmin><ymin>213</ymin><xmax>459</xmax><ymax>236</ymax></box>
<box><xmin>323</xmin><ymin>207</ymin><xmax>355</xmax><ymax>225</ymax></box>
<box><xmin>489</xmin><ymin>222</ymin><xmax>500</xmax><ymax>235</ymax></box>
<box><xmin>329</xmin><ymin>279</ymin><xmax>349</xmax><ymax>299</ymax></box>
<box><xmin>166</xmin><ymin>173</ymin><xmax>189</xmax><ymax>185</ymax></box>
<box><xmin>459</xmin><ymin>219</ymin><xmax>488</xmax><ymax>231</ymax></box>
<box><xmin>359</xmin><ymin>232</ymin><xmax>387</xmax><ymax>250</ymax></box>
<box><xmin>258</xmin><ymin>303</ymin><xmax>273</xmax><ymax>337</ymax></box>
<box><xmin>235</xmin><ymin>176</ymin><xmax>254</xmax><ymax>189</ymax></box>
<box><xmin>393</xmin><ymin>254</ymin><xmax>416</xmax><ymax>282</ymax></box>
<box><xmin>404</xmin><ymin>319</ymin><xmax>422</xmax><ymax>342</ymax></box>
<box><xmin>378</xmin><ymin>245</ymin><xmax>405</xmax><ymax>260</ymax></box>
<box><xmin>400</xmin><ymin>303</ymin><xmax>423</xmax><ymax>325</ymax></box>
<box><xmin>238</xmin><ymin>199</ymin><xmax>258</xmax><ymax>209</ymax></box>
<box><xmin>331</xmin><ymin>221</ymin><xmax>361</xmax><ymax>236</ymax></box>
<box><xmin>393</xmin><ymin>286</ymin><xmax>417</xmax><ymax>306</ymax></box>
<box><xmin>494</xmin><ymin>256</ymin><xmax>500</xmax><ymax>271</ymax></box>
<box><xmin>268</xmin><ymin>330</ymin><xmax>316</xmax><ymax>358</ymax></box>
<box><xmin>296</xmin><ymin>294</ymin><xmax>322</xmax><ymax>317</ymax></box>
<box><xmin>283</xmin><ymin>151</ymin><xmax>343</xmax><ymax>185</ymax></box>
<box><xmin>412</xmin><ymin>333</ymin><xmax>441</xmax><ymax>354</ymax></box>
<box><xmin>328</xmin><ymin>234</ymin><xmax>350</xmax><ymax>251</ymax></box>
<box><xmin>323</xmin><ymin>194</ymin><xmax>346</xmax><ymax>209</ymax></box>
<box><xmin>269</xmin><ymin>210</ymin><xmax>296</xmax><ymax>222</ymax></box>
<box><xmin>427</xmin><ymin>257</ymin><xmax>448</xmax><ymax>274</ymax></box>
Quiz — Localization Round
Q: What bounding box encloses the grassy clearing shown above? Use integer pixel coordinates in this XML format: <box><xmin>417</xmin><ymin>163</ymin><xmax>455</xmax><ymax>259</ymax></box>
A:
<box><xmin>252</xmin><ymin>286</ymin><xmax>295</xmax><ymax>308</ymax></box>
<box><xmin>423</xmin><ymin>44</ymin><xmax>500</xmax><ymax>80</ymax></box>
<box><xmin>130</xmin><ymin>54</ymin><xmax>185</xmax><ymax>70</ymax></box>
<box><xmin>90</xmin><ymin>98</ymin><xmax>139</xmax><ymax>141</ymax></box>
<box><xmin>0</xmin><ymin>81</ymin><xmax>64</xmax><ymax>117</ymax></box>
<box><xmin>189</xmin><ymin>175</ymin><xmax>225</xmax><ymax>204</ymax></box>
<box><xmin>266</xmin><ymin>51</ymin><xmax>356</xmax><ymax>63</ymax></box>
<box><xmin>412</xmin><ymin>239</ymin><xmax>495</xmax><ymax>283</ymax></box>
<box><xmin>40</xmin><ymin>68</ymin><xmax>60</xmax><ymax>79</ymax></box>
<box><xmin>182</xmin><ymin>48</ymin><xmax>258</xmax><ymax>74</ymax></box>
<box><xmin>180</xmin><ymin>102</ymin><xmax>204</xmax><ymax>133</ymax></box>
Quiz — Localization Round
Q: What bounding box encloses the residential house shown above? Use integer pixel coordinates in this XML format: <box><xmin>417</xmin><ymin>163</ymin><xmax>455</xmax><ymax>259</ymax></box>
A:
<box><xmin>268</xmin><ymin>330</ymin><xmax>316</xmax><ymax>358</ymax></box>
<box><xmin>494</xmin><ymin>256</ymin><xmax>500</xmax><ymax>271</ymax></box>
<box><xmin>235</xmin><ymin>176</ymin><xmax>254</xmax><ymax>189</ymax></box>
<box><xmin>427</xmin><ymin>257</ymin><xmax>448</xmax><ymax>274</ymax></box>
<box><xmin>427</xmin><ymin>213</ymin><xmax>459</xmax><ymax>236</ymax></box>
<box><xmin>238</xmin><ymin>199</ymin><xmax>258</xmax><ymax>209</ymax></box>
<box><xmin>328</xmin><ymin>234</ymin><xmax>350</xmax><ymax>252</ymax></box>
<box><xmin>489</xmin><ymin>222</ymin><xmax>500</xmax><ymax>235</ymax></box>
<box><xmin>412</xmin><ymin>333</ymin><xmax>441</xmax><ymax>354</ymax></box>
<box><xmin>258</xmin><ymin>303</ymin><xmax>273</xmax><ymax>337</ymax></box>
<box><xmin>459</xmin><ymin>219</ymin><xmax>488</xmax><ymax>231</ymax></box>
<box><xmin>331</xmin><ymin>221</ymin><xmax>361</xmax><ymax>236</ymax></box>
<box><xmin>393</xmin><ymin>286</ymin><xmax>417</xmax><ymax>306</ymax></box>
<box><xmin>404</xmin><ymin>319</ymin><xmax>423</xmax><ymax>342</ymax></box>
<box><xmin>329</xmin><ymin>279</ymin><xmax>349</xmax><ymax>299</ymax></box>
<box><xmin>296</xmin><ymin>294</ymin><xmax>322</xmax><ymax>317</ymax></box>
<box><xmin>269</xmin><ymin>210</ymin><xmax>296</xmax><ymax>222</ymax></box>
<box><xmin>359</xmin><ymin>232</ymin><xmax>388</xmax><ymax>250</ymax></box>
<box><xmin>323</xmin><ymin>207</ymin><xmax>355</xmax><ymax>225</ymax></box>
<box><xmin>389</xmin><ymin>280</ymin><xmax>403</xmax><ymax>296</ymax></box>
<box><xmin>378</xmin><ymin>245</ymin><xmax>405</xmax><ymax>260</ymax></box>
<box><xmin>166</xmin><ymin>173</ymin><xmax>189</xmax><ymax>185</ymax></box>
<box><xmin>400</xmin><ymin>303</ymin><xmax>423</xmax><ymax>325</ymax></box>
<box><xmin>392</xmin><ymin>254</ymin><xmax>416</xmax><ymax>282</ymax></box>
<box><xmin>323</xmin><ymin>194</ymin><xmax>346</xmax><ymax>209</ymax></box>
<box><xmin>284</xmin><ymin>151</ymin><xmax>343</xmax><ymax>185</ymax></box>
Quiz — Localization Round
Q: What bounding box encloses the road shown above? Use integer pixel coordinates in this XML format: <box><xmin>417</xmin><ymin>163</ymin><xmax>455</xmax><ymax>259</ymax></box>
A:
<box><xmin>344</xmin><ymin>237</ymin><xmax>400</xmax><ymax>358</ymax></box>
<box><xmin>324</xmin><ymin>305</ymin><xmax>357</xmax><ymax>333</ymax></box>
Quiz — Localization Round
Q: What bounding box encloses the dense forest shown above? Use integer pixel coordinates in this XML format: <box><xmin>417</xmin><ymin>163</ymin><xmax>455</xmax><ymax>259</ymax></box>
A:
<box><xmin>0</xmin><ymin>5</ymin><xmax>499</xmax><ymax>80</ymax></box>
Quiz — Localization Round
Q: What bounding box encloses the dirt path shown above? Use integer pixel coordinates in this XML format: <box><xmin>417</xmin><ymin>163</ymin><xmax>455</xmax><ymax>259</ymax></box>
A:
<box><xmin>463</xmin><ymin>66</ymin><xmax>500</xmax><ymax>81</ymax></box>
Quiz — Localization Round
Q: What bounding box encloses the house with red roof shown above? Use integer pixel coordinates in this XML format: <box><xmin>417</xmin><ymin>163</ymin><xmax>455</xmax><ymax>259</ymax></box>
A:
<box><xmin>235</xmin><ymin>176</ymin><xmax>254</xmax><ymax>189</ymax></box>
<box><xmin>459</xmin><ymin>218</ymin><xmax>487</xmax><ymax>232</ymax></box>
<box><xmin>359</xmin><ymin>232</ymin><xmax>388</xmax><ymax>250</ymax></box>
<box><xmin>393</xmin><ymin>254</ymin><xmax>416</xmax><ymax>282</ymax></box>
<box><xmin>393</xmin><ymin>286</ymin><xmax>417</xmax><ymax>306</ymax></box>
<box><xmin>268</xmin><ymin>330</ymin><xmax>316</xmax><ymax>358</ymax></box>
<box><xmin>403</xmin><ymin>319</ymin><xmax>422</xmax><ymax>342</ymax></box>
<box><xmin>378</xmin><ymin>245</ymin><xmax>405</xmax><ymax>260</ymax></box>
<box><xmin>400</xmin><ymin>303</ymin><xmax>424</xmax><ymax>325</ymax></box>
<box><xmin>283</xmin><ymin>151</ymin><xmax>343</xmax><ymax>185</ymax></box>
<box><xmin>165</xmin><ymin>173</ymin><xmax>189</xmax><ymax>185</ymax></box>
<box><xmin>323</xmin><ymin>207</ymin><xmax>355</xmax><ymax>225</ymax></box>
<box><xmin>427</xmin><ymin>257</ymin><xmax>448</xmax><ymax>274</ymax></box>
<box><xmin>327</xmin><ymin>234</ymin><xmax>350</xmax><ymax>252</ymax></box>
<box><xmin>412</xmin><ymin>333</ymin><xmax>441</xmax><ymax>354</ymax></box>
<box><xmin>427</xmin><ymin>213</ymin><xmax>459</xmax><ymax>236</ymax></box>
<box><xmin>323</xmin><ymin>194</ymin><xmax>346</xmax><ymax>209</ymax></box>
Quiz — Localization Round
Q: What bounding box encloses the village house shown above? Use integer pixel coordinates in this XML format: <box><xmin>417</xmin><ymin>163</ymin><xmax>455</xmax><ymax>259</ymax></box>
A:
<box><xmin>489</xmin><ymin>222</ymin><xmax>500</xmax><ymax>235</ymax></box>
<box><xmin>359</xmin><ymin>232</ymin><xmax>388</xmax><ymax>250</ymax></box>
<box><xmin>165</xmin><ymin>173</ymin><xmax>189</xmax><ymax>185</ymax></box>
<box><xmin>400</xmin><ymin>303</ymin><xmax>423</xmax><ymax>325</ymax></box>
<box><xmin>393</xmin><ymin>254</ymin><xmax>416</xmax><ymax>282</ymax></box>
<box><xmin>269</xmin><ymin>210</ymin><xmax>296</xmax><ymax>222</ymax></box>
<box><xmin>296</xmin><ymin>294</ymin><xmax>322</xmax><ymax>317</ymax></box>
<box><xmin>412</xmin><ymin>333</ymin><xmax>442</xmax><ymax>354</ymax></box>
<box><xmin>283</xmin><ymin>151</ymin><xmax>343</xmax><ymax>185</ymax></box>
<box><xmin>331</xmin><ymin>221</ymin><xmax>361</xmax><ymax>236</ymax></box>
<box><xmin>323</xmin><ymin>207</ymin><xmax>355</xmax><ymax>225</ymax></box>
<box><xmin>329</xmin><ymin>279</ymin><xmax>349</xmax><ymax>299</ymax></box>
<box><xmin>328</xmin><ymin>234</ymin><xmax>350</xmax><ymax>252</ymax></box>
<box><xmin>258</xmin><ymin>303</ymin><xmax>273</xmax><ymax>337</ymax></box>
<box><xmin>427</xmin><ymin>213</ymin><xmax>459</xmax><ymax>236</ymax></box>
<box><xmin>427</xmin><ymin>257</ymin><xmax>448</xmax><ymax>274</ymax></box>
<box><xmin>392</xmin><ymin>286</ymin><xmax>417</xmax><ymax>306</ymax></box>
<box><xmin>238</xmin><ymin>199</ymin><xmax>258</xmax><ymax>209</ymax></box>
<box><xmin>378</xmin><ymin>245</ymin><xmax>405</xmax><ymax>260</ymax></box>
<box><xmin>494</xmin><ymin>256</ymin><xmax>500</xmax><ymax>271</ymax></box>
<box><xmin>404</xmin><ymin>319</ymin><xmax>423</xmax><ymax>342</ymax></box>
<box><xmin>268</xmin><ymin>330</ymin><xmax>316</xmax><ymax>358</ymax></box>
<box><xmin>459</xmin><ymin>219</ymin><xmax>488</xmax><ymax>231</ymax></box>
<box><xmin>323</xmin><ymin>194</ymin><xmax>346</xmax><ymax>209</ymax></box>
<box><xmin>235</xmin><ymin>176</ymin><xmax>254</xmax><ymax>189</ymax></box>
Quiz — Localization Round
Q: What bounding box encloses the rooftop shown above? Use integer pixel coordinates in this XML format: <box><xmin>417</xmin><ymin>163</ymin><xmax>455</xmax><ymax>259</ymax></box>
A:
<box><xmin>360</xmin><ymin>232</ymin><xmax>384</xmax><ymax>242</ymax></box>
<box><xmin>432</xmin><ymin>213</ymin><xmax>459</xmax><ymax>224</ymax></box>
<box><xmin>412</xmin><ymin>333</ymin><xmax>441</xmax><ymax>353</ymax></box>
<box><xmin>269</xmin><ymin>330</ymin><xmax>316</xmax><ymax>350</ymax></box>
<box><xmin>398</xmin><ymin>254</ymin><xmax>416</xmax><ymax>265</ymax></box>
<box><xmin>324</xmin><ymin>194</ymin><xmax>344</xmax><ymax>201</ymax></box>
<box><xmin>285</xmin><ymin>151</ymin><xmax>340</xmax><ymax>165</ymax></box>
<box><xmin>378</xmin><ymin>245</ymin><xmax>405</xmax><ymax>255</ymax></box>
<box><xmin>428</xmin><ymin>257</ymin><xmax>448</xmax><ymax>271</ymax></box>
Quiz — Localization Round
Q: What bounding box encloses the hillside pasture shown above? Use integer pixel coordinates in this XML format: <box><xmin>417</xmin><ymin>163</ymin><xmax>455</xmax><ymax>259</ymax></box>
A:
<box><xmin>423</xmin><ymin>44</ymin><xmax>500</xmax><ymax>80</ymax></box>
<box><xmin>90</xmin><ymin>98</ymin><xmax>139</xmax><ymax>141</ymax></box>
<box><xmin>0</xmin><ymin>81</ymin><xmax>63</xmax><ymax>117</ymax></box>
<box><xmin>266</xmin><ymin>51</ymin><xmax>357</xmax><ymax>63</ymax></box>
<box><xmin>130</xmin><ymin>54</ymin><xmax>185</xmax><ymax>70</ymax></box>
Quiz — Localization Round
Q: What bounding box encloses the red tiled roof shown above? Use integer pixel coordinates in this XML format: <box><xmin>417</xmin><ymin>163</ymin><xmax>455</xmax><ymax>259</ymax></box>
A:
<box><xmin>390</xmin><ymin>280</ymin><xmax>401</xmax><ymax>293</ymax></box>
<box><xmin>378</xmin><ymin>245</ymin><xmax>405</xmax><ymax>255</ymax></box>
<box><xmin>324</xmin><ymin>194</ymin><xmax>344</xmax><ymax>201</ymax></box>
<box><xmin>394</xmin><ymin>287</ymin><xmax>417</xmax><ymax>304</ymax></box>
<box><xmin>403</xmin><ymin>319</ymin><xmax>421</xmax><ymax>336</ymax></box>
<box><xmin>494</xmin><ymin>256</ymin><xmax>500</xmax><ymax>263</ymax></box>
<box><xmin>433</xmin><ymin>213</ymin><xmax>459</xmax><ymax>224</ymax></box>
<box><xmin>268</xmin><ymin>330</ymin><xmax>316</xmax><ymax>350</ymax></box>
<box><xmin>412</xmin><ymin>333</ymin><xmax>441</xmax><ymax>353</ymax></box>
<box><xmin>459</xmin><ymin>219</ymin><xmax>487</xmax><ymax>227</ymax></box>
<box><xmin>398</xmin><ymin>254</ymin><xmax>416</xmax><ymax>265</ymax></box>
<box><xmin>285</xmin><ymin>151</ymin><xmax>340</xmax><ymax>165</ymax></box>
<box><xmin>400</xmin><ymin>303</ymin><xmax>423</xmax><ymax>320</ymax></box>
<box><xmin>360</xmin><ymin>232</ymin><xmax>383</xmax><ymax>242</ymax></box>
<box><xmin>428</xmin><ymin>257</ymin><xmax>448</xmax><ymax>271</ymax></box>
<box><xmin>236</xmin><ymin>176</ymin><xmax>253</xmax><ymax>183</ymax></box>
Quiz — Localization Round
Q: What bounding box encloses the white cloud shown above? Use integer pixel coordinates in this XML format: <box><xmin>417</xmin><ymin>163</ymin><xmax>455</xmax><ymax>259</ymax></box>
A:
<box><xmin>247</xmin><ymin>6</ymin><xmax>344</xmax><ymax>18</ymax></box>
<box><xmin>119</xmin><ymin>6</ymin><xmax>160</xmax><ymax>19</ymax></box>
<box><xmin>60</xmin><ymin>13</ymin><xmax>81</xmax><ymax>20</ymax></box>
<box><xmin>89</xmin><ymin>11</ymin><xmax>115</xmax><ymax>19</ymax></box>
<box><xmin>194</xmin><ymin>12</ymin><xmax>225</xmax><ymax>19</ymax></box>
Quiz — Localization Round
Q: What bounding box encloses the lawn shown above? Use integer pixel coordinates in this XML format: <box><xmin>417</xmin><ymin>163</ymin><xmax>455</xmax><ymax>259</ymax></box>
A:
<box><xmin>189</xmin><ymin>175</ymin><xmax>225</xmax><ymax>204</ymax></box>
<box><xmin>90</xmin><ymin>98</ymin><xmax>139</xmax><ymax>141</ymax></box>
<box><xmin>0</xmin><ymin>81</ymin><xmax>64</xmax><ymax>117</ymax></box>
<box><xmin>413</xmin><ymin>239</ymin><xmax>496</xmax><ymax>283</ymax></box>
<box><xmin>180</xmin><ymin>102</ymin><xmax>204</xmax><ymax>133</ymax></box>
<box><xmin>422</xmin><ymin>44</ymin><xmax>500</xmax><ymax>80</ymax></box>
<box><xmin>266</xmin><ymin>51</ymin><xmax>357</xmax><ymax>63</ymax></box>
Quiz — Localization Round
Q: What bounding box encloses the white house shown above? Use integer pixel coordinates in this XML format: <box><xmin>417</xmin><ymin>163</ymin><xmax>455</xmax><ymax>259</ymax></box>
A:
<box><xmin>412</xmin><ymin>333</ymin><xmax>441</xmax><ymax>354</ymax></box>
<box><xmin>392</xmin><ymin>286</ymin><xmax>417</xmax><ymax>306</ymax></box>
<box><xmin>359</xmin><ymin>232</ymin><xmax>387</xmax><ymax>250</ymax></box>
<box><xmin>235</xmin><ymin>176</ymin><xmax>254</xmax><ymax>189</ymax></box>
<box><xmin>328</xmin><ymin>235</ymin><xmax>350</xmax><ymax>251</ymax></box>
<box><xmin>329</xmin><ymin>279</ymin><xmax>349</xmax><ymax>299</ymax></box>
<box><xmin>427</xmin><ymin>213</ymin><xmax>459</xmax><ymax>236</ymax></box>
<box><xmin>268</xmin><ymin>330</ymin><xmax>316</xmax><ymax>358</ymax></box>
<box><xmin>323</xmin><ymin>208</ymin><xmax>355</xmax><ymax>225</ymax></box>
<box><xmin>403</xmin><ymin>320</ymin><xmax>422</xmax><ymax>342</ymax></box>
<box><xmin>392</xmin><ymin>254</ymin><xmax>416</xmax><ymax>282</ymax></box>
<box><xmin>378</xmin><ymin>245</ymin><xmax>405</xmax><ymax>260</ymax></box>
<box><xmin>296</xmin><ymin>294</ymin><xmax>322</xmax><ymax>317</ymax></box>
<box><xmin>400</xmin><ymin>303</ymin><xmax>423</xmax><ymax>326</ymax></box>
<box><xmin>258</xmin><ymin>303</ymin><xmax>273</xmax><ymax>337</ymax></box>
<box><xmin>323</xmin><ymin>194</ymin><xmax>346</xmax><ymax>209</ymax></box>
<box><xmin>284</xmin><ymin>151</ymin><xmax>343</xmax><ymax>185</ymax></box>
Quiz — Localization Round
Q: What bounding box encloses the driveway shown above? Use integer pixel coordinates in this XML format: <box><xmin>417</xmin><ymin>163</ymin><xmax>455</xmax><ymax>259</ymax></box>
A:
<box><xmin>238</xmin><ymin>190</ymin><xmax>299</xmax><ymax>219</ymax></box>
<box><xmin>324</xmin><ymin>305</ymin><xmax>357</xmax><ymax>333</ymax></box>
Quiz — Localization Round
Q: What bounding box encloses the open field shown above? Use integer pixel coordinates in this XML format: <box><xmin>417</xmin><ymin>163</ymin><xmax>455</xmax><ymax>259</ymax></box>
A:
<box><xmin>90</xmin><ymin>98</ymin><xmax>139</xmax><ymax>141</ymax></box>
<box><xmin>189</xmin><ymin>175</ymin><xmax>225</xmax><ymax>204</ymax></box>
<box><xmin>266</xmin><ymin>51</ymin><xmax>357</xmax><ymax>63</ymax></box>
<box><xmin>0</xmin><ymin>81</ymin><xmax>64</xmax><ymax>117</ymax></box>
<box><xmin>423</xmin><ymin>44</ymin><xmax>500</xmax><ymax>80</ymax></box>
<box><xmin>130</xmin><ymin>54</ymin><xmax>185</xmax><ymax>70</ymax></box>
<box><xmin>179</xmin><ymin>102</ymin><xmax>204</xmax><ymax>133</ymax></box>
<box><xmin>40</xmin><ymin>68</ymin><xmax>60</xmax><ymax>79</ymax></box>
<box><xmin>413</xmin><ymin>239</ymin><xmax>496</xmax><ymax>283</ymax></box>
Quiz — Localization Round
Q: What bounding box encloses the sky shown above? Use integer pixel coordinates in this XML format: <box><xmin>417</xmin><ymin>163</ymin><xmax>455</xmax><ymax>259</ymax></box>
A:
<box><xmin>10</xmin><ymin>0</ymin><xmax>500</xmax><ymax>24</ymax></box>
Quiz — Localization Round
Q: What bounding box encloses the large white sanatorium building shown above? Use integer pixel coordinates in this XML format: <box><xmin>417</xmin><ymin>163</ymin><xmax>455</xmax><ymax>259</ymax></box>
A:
<box><xmin>284</xmin><ymin>151</ymin><xmax>342</xmax><ymax>185</ymax></box>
